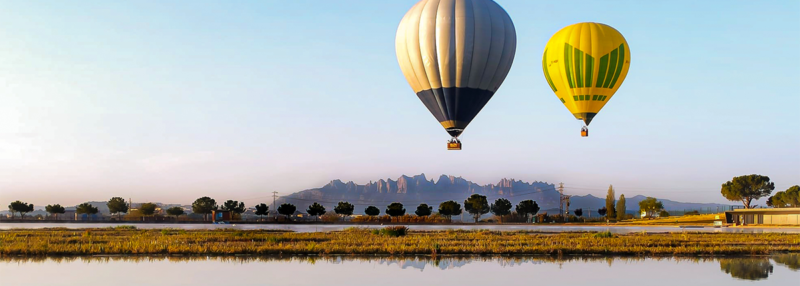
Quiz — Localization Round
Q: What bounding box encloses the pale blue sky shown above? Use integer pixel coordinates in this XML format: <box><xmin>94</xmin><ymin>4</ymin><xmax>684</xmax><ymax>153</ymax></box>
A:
<box><xmin>1</xmin><ymin>0</ymin><xmax>798</xmax><ymax>207</ymax></box>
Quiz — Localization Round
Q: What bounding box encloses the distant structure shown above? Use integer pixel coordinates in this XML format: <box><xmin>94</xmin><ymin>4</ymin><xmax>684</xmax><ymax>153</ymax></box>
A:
<box><xmin>211</xmin><ymin>210</ymin><xmax>231</xmax><ymax>223</ymax></box>
<box><xmin>724</xmin><ymin>208</ymin><xmax>800</xmax><ymax>225</ymax></box>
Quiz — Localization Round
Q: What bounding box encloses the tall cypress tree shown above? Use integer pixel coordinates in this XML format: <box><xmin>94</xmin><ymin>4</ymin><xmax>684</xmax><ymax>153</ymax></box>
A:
<box><xmin>616</xmin><ymin>194</ymin><xmax>626</xmax><ymax>221</ymax></box>
<box><xmin>605</xmin><ymin>185</ymin><xmax>616</xmax><ymax>220</ymax></box>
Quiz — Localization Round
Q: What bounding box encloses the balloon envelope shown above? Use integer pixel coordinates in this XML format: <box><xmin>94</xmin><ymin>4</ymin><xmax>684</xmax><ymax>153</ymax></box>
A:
<box><xmin>542</xmin><ymin>22</ymin><xmax>630</xmax><ymax>125</ymax></box>
<box><xmin>396</xmin><ymin>0</ymin><xmax>516</xmax><ymax>137</ymax></box>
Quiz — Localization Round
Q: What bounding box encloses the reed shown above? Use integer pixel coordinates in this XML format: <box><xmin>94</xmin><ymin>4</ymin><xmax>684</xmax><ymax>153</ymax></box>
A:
<box><xmin>1</xmin><ymin>228</ymin><xmax>798</xmax><ymax>257</ymax></box>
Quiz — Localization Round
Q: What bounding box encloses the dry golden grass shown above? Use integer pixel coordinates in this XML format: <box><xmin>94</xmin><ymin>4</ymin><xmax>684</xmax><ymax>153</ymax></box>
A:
<box><xmin>1</xmin><ymin>227</ymin><xmax>798</xmax><ymax>256</ymax></box>
<box><xmin>616</xmin><ymin>213</ymin><xmax>719</xmax><ymax>225</ymax></box>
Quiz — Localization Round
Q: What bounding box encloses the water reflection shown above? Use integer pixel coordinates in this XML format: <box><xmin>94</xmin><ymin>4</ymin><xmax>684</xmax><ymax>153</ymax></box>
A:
<box><xmin>0</xmin><ymin>255</ymin><xmax>766</xmax><ymax>269</ymax></box>
<box><xmin>773</xmin><ymin>253</ymin><xmax>800</xmax><ymax>271</ymax></box>
<box><xmin>2</xmin><ymin>255</ymin><xmax>798</xmax><ymax>285</ymax></box>
<box><xmin>719</xmin><ymin>258</ymin><xmax>774</xmax><ymax>280</ymax></box>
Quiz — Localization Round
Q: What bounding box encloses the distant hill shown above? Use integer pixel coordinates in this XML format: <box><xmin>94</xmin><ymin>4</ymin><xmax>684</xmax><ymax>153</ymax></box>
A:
<box><xmin>279</xmin><ymin>174</ymin><xmax>733</xmax><ymax>214</ymax></box>
<box><xmin>567</xmin><ymin>194</ymin><xmax>732</xmax><ymax>214</ymax></box>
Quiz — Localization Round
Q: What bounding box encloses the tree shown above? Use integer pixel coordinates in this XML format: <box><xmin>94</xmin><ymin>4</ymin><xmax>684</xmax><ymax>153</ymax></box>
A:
<box><xmin>414</xmin><ymin>203</ymin><xmax>432</xmax><ymax>217</ymax></box>
<box><xmin>490</xmin><ymin>198</ymin><xmax>512</xmax><ymax>223</ymax></box>
<box><xmin>140</xmin><ymin>202</ymin><xmax>158</xmax><ymax>217</ymax></box>
<box><xmin>605</xmin><ymin>185</ymin><xmax>616</xmax><ymax>220</ymax></box>
<box><xmin>720</xmin><ymin>174</ymin><xmax>775</xmax><ymax>209</ymax></box>
<box><xmin>597</xmin><ymin>207</ymin><xmax>607</xmax><ymax>217</ymax></box>
<box><xmin>254</xmin><ymin>203</ymin><xmax>269</xmax><ymax>221</ymax></box>
<box><xmin>616</xmin><ymin>194</ymin><xmax>626</xmax><ymax>221</ymax></box>
<box><xmin>574</xmin><ymin>208</ymin><xmax>583</xmax><ymax>217</ymax></box>
<box><xmin>767</xmin><ymin>185</ymin><xmax>800</xmax><ymax>208</ymax></box>
<box><xmin>464</xmin><ymin>194</ymin><xmax>489</xmax><ymax>223</ymax></box>
<box><xmin>166</xmin><ymin>207</ymin><xmax>184</xmax><ymax>220</ymax></box>
<box><xmin>638</xmin><ymin>197</ymin><xmax>664</xmax><ymax>218</ymax></box>
<box><xmin>76</xmin><ymin>203</ymin><xmax>99</xmax><ymax>220</ymax></box>
<box><xmin>277</xmin><ymin>203</ymin><xmax>296</xmax><ymax>220</ymax></box>
<box><xmin>106</xmin><ymin>197</ymin><xmax>129</xmax><ymax>219</ymax></box>
<box><xmin>515</xmin><ymin>200</ymin><xmax>540</xmax><ymax>223</ymax></box>
<box><xmin>385</xmin><ymin>202</ymin><xmax>406</xmax><ymax>220</ymax></box>
<box><xmin>334</xmin><ymin>201</ymin><xmax>355</xmax><ymax>220</ymax></box>
<box><xmin>222</xmin><ymin>200</ymin><xmax>246</xmax><ymax>219</ymax></box>
<box><xmin>45</xmin><ymin>204</ymin><xmax>65</xmax><ymax>220</ymax></box>
<box><xmin>8</xmin><ymin>201</ymin><xmax>34</xmax><ymax>219</ymax></box>
<box><xmin>438</xmin><ymin>201</ymin><xmax>462</xmax><ymax>222</ymax></box>
<box><xmin>307</xmin><ymin>202</ymin><xmax>326</xmax><ymax>221</ymax></box>
<box><xmin>192</xmin><ymin>197</ymin><xmax>218</xmax><ymax>221</ymax></box>
<box><xmin>365</xmin><ymin>206</ymin><xmax>380</xmax><ymax>217</ymax></box>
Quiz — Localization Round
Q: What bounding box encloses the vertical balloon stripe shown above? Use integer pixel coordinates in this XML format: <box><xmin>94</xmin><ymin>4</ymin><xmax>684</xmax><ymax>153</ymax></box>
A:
<box><xmin>454</xmin><ymin>0</ymin><xmax>474</xmax><ymax>88</ymax></box>
<box><xmin>478</xmin><ymin>2</ymin><xmax>505</xmax><ymax>90</ymax></box>
<box><xmin>603</xmin><ymin>48</ymin><xmax>618</xmax><ymax>88</ymax></box>
<box><xmin>564</xmin><ymin>43</ymin><xmax>574</xmax><ymax>88</ymax></box>
<box><xmin>584</xmin><ymin>54</ymin><xmax>593</xmax><ymax>89</ymax></box>
<box><xmin>608</xmin><ymin>44</ymin><xmax>625</xmax><ymax>88</ymax></box>
<box><xmin>467</xmin><ymin>0</ymin><xmax>491</xmax><ymax>89</ymax></box>
<box><xmin>435</xmin><ymin>0</ymin><xmax>456</xmax><ymax>88</ymax></box>
<box><xmin>595</xmin><ymin>54</ymin><xmax>608</xmax><ymax>87</ymax></box>
<box><xmin>542</xmin><ymin>50</ymin><xmax>557</xmax><ymax>92</ymax></box>
<box><xmin>574</xmin><ymin>48</ymin><xmax>583</xmax><ymax>88</ymax></box>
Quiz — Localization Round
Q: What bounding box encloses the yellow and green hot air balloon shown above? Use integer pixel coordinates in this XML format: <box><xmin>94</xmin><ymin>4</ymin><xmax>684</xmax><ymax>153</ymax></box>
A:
<box><xmin>396</xmin><ymin>0</ymin><xmax>516</xmax><ymax>150</ymax></box>
<box><xmin>542</xmin><ymin>22</ymin><xmax>630</xmax><ymax>137</ymax></box>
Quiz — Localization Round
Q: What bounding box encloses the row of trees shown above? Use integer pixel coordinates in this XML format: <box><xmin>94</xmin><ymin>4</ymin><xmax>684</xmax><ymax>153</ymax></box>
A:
<box><xmin>268</xmin><ymin>194</ymin><xmax>543</xmax><ymax>223</ymax></box>
<box><xmin>7</xmin><ymin>201</ymin><xmax>104</xmax><ymax>220</ymax></box>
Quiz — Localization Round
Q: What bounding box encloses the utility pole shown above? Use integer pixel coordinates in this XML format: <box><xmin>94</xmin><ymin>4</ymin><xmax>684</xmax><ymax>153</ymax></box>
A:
<box><xmin>271</xmin><ymin>191</ymin><xmax>279</xmax><ymax>219</ymax></box>
<box><xmin>558</xmin><ymin>182</ymin><xmax>565</xmax><ymax>222</ymax></box>
<box><xmin>565</xmin><ymin>195</ymin><xmax>571</xmax><ymax>222</ymax></box>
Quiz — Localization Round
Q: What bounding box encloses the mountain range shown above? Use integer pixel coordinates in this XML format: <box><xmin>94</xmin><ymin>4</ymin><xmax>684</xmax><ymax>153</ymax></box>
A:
<box><xmin>278</xmin><ymin>174</ymin><xmax>732</xmax><ymax>213</ymax></box>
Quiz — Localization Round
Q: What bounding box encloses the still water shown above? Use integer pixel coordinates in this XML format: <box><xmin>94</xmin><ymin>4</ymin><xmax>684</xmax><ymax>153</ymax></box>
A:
<box><xmin>2</xmin><ymin>222</ymin><xmax>798</xmax><ymax>233</ymax></box>
<box><xmin>1</xmin><ymin>255</ymin><xmax>798</xmax><ymax>286</ymax></box>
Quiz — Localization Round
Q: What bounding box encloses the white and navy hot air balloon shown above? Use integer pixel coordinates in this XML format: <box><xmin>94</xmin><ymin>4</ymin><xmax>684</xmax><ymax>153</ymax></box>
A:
<box><xmin>395</xmin><ymin>0</ymin><xmax>516</xmax><ymax>150</ymax></box>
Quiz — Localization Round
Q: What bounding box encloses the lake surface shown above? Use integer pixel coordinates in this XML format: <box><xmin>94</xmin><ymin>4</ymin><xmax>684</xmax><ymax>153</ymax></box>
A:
<box><xmin>2</xmin><ymin>222</ymin><xmax>799</xmax><ymax>233</ymax></box>
<box><xmin>1</xmin><ymin>255</ymin><xmax>798</xmax><ymax>285</ymax></box>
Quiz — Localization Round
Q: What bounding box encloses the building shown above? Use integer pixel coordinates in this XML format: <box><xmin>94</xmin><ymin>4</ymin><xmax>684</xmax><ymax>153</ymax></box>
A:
<box><xmin>211</xmin><ymin>210</ymin><xmax>231</xmax><ymax>222</ymax></box>
<box><xmin>724</xmin><ymin>208</ymin><xmax>800</xmax><ymax>225</ymax></box>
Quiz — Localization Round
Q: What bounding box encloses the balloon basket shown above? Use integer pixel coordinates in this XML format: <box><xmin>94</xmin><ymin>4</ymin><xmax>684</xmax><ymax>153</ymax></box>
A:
<box><xmin>581</xmin><ymin>126</ymin><xmax>589</xmax><ymax>137</ymax></box>
<box><xmin>447</xmin><ymin>142</ymin><xmax>462</xmax><ymax>150</ymax></box>
<box><xmin>447</xmin><ymin>137</ymin><xmax>462</xmax><ymax>150</ymax></box>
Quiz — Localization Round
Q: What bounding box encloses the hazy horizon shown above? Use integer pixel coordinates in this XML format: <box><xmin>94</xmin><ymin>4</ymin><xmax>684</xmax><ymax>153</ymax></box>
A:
<box><xmin>2</xmin><ymin>0</ymin><xmax>798</xmax><ymax>208</ymax></box>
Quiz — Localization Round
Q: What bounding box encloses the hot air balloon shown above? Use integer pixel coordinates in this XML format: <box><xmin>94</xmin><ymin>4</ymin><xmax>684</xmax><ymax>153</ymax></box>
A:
<box><xmin>542</xmin><ymin>22</ymin><xmax>630</xmax><ymax>137</ymax></box>
<box><xmin>396</xmin><ymin>0</ymin><xmax>516</xmax><ymax>150</ymax></box>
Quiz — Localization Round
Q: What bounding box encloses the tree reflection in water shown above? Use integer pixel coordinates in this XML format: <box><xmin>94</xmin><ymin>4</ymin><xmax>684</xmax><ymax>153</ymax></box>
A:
<box><xmin>772</xmin><ymin>253</ymin><xmax>800</xmax><ymax>271</ymax></box>
<box><xmin>719</xmin><ymin>258</ymin><xmax>773</xmax><ymax>280</ymax></box>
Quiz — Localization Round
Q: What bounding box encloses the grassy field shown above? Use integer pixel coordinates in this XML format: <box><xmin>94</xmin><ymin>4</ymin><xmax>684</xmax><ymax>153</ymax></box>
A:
<box><xmin>1</xmin><ymin>227</ymin><xmax>799</xmax><ymax>257</ymax></box>
<box><xmin>616</xmin><ymin>213</ymin><xmax>720</xmax><ymax>225</ymax></box>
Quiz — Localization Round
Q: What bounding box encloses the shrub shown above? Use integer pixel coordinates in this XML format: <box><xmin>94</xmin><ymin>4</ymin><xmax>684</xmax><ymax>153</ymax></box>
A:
<box><xmin>593</xmin><ymin>231</ymin><xmax>614</xmax><ymax>238</ymax></box>
<box><xmin>684</xmin><ymin>210</ymin><xmax>700</xmax><ymax>216</ymax></box>
<box><xmin>659</xmin><ymin>210</ymin><xmax>671</xmax><ymax>218</ymax></box>
<box><xmin>371</xmin><ymin>226</ymin><xmax>408</xmax><ymax>237</ymax></box>
<box><xmin>320</xmin><ymin>213</ymin><xmax>340</xmax><ymax>223</ymax></box>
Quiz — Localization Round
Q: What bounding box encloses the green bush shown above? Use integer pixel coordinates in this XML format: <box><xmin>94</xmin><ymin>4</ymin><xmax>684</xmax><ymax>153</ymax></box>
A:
<box><xmin>371</xmin><ymin>226</ymin><xmax>408</xmax><ymax>237</ymax></box>
<box><xmin>659</xmin><ymin>210</ymin><xmax>671</xmax><ymax>218</ymax></box>
<box><xmin>593</xmin><ymin>231</ymin><xmax>614</xmax><ymax>238</ymax></box>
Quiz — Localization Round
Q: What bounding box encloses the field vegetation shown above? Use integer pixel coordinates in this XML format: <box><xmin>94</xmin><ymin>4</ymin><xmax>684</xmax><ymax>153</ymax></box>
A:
<box><xmin>1</xmin><ymin>227</ymin><xmax>798</xmax><ymax>257</ymax></box>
